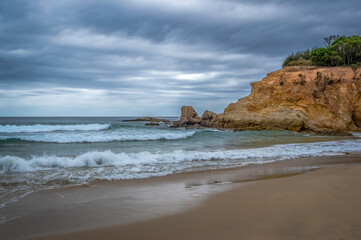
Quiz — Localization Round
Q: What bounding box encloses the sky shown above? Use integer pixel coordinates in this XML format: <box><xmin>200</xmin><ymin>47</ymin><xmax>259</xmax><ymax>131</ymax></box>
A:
<box><xmin>1</xmin><ymin>0</ymin><xmax>360</xmax><ymax>116</ymax></box>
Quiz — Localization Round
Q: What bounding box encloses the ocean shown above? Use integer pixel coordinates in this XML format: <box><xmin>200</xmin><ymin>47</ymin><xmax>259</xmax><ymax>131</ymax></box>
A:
<box><xmin>1</xmin><ymin>117</ymin><xmax>361</xmax><ymax>224</ymax></box>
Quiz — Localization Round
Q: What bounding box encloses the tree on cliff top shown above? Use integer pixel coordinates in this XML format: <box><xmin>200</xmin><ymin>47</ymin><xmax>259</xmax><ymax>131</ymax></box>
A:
<box><xmin>283</xmin><ymin>35</ymin><xmax>361</xmax><ymax>67</ymax></box>
<box><xmin>323</xmin><ymin>35</ymin><xmax>340</xmax><ymax>47</ymax></box>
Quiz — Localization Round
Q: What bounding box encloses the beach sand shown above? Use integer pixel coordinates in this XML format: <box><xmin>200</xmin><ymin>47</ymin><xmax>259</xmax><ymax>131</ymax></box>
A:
<box><xmin>23</xmin><ymin>154</ymin><xmax>361</xmax><ymax>240</ymax></box>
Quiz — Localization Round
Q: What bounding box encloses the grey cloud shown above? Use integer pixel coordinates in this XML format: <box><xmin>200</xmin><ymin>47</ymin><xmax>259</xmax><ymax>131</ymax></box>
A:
<box><xmin>0</xmin><ymin>0</ymin><xmax>360</xmax><ymax>116</ymax></box>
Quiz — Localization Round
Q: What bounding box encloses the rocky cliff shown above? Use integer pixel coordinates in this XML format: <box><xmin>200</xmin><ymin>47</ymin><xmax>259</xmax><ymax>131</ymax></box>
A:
<box><xmin>176</xmin><ymin>66</ymin><xmax>361</xmax><ymax>133</ymax></box>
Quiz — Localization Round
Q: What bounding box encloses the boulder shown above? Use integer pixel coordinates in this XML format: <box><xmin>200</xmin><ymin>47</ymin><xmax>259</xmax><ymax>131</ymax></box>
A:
<box><xmin>200</xmin><ymin>110</ymin><xmax>219</xmax><ymax>128</ymax></box>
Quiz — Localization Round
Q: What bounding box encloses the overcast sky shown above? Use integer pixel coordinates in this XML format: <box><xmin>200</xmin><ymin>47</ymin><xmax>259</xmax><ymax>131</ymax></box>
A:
<box><xmin>1</xmin><ymin>0</ymin><xmax>360</xmax><ymax>116</ymax></box>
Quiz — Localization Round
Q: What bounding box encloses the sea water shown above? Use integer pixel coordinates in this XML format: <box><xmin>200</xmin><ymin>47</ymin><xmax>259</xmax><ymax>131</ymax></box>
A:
<box><xmin>0</xmin><ymin>117</ymin><xmax>360</xmax><ymax>220</ymax></box>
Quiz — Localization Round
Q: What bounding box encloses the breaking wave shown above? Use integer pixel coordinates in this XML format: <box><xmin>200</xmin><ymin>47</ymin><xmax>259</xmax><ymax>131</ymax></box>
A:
<box><xmin>1</xmin><ymin>139</ymin><xmax>360</xmax><ymax>174</ymax></box>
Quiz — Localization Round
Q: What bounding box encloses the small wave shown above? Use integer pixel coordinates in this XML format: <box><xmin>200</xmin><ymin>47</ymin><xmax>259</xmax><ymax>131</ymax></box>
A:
<box><xmin>0</xmin><ymin>130</ymin><xmax>196</xmax><ymax>143</ymax></box>
<box><xmin>0</xmin><ymin>138</ymin><xmax>27</xmax><ymax>144</ymax></box>
<box><xmin>0</xmin><ymin>124</ymin><xmax>110</xmax><ymax>133</ymax></box>
<box><xmin>352</xmin><ymin>132</ymin><xmax>361</xmax><ymax>138</ymax></box>
<box><xmin>203</xmin><ymin>128</ymin><xmax>229</xmax><ymax>132</ymax></box>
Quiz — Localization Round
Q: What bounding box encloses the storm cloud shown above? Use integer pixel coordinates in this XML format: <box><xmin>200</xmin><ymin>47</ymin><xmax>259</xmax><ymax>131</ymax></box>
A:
<box><xmin>1</xmin><ymin>0</ymin><xmax>360</xmax><ymax>116</ymax></box>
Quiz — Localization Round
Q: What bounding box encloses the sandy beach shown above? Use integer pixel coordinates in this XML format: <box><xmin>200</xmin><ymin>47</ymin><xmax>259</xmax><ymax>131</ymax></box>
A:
<box><xmin>5</xmin><ymin>153</ymin><xmax>358</xmax><ymax>240</ymax></box>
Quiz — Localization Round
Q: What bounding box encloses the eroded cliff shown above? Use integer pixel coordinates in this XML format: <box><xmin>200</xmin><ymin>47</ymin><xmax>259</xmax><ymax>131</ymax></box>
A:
<box><xmin>217</xmin><ymin>66</ymin><xmax>361</xmax><ymax>133</ymax></box>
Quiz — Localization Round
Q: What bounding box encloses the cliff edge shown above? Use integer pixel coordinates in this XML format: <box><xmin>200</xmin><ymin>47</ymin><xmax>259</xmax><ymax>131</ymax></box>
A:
<box><xmin>177</xmin><ymin>66</ymin><xmax>361</xmax><ymax>133</ymax></box>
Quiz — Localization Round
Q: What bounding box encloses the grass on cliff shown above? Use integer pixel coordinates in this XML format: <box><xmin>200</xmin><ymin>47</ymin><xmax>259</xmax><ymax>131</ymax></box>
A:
<box><xmin>283</xmin><ymin>35</ymin><xmax>361</xmax><ymax>67</ymax></box>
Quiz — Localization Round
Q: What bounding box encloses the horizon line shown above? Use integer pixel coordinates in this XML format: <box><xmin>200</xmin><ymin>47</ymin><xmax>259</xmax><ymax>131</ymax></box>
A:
<box><xmin>0</xmin><ymin>116</ymin><xmax>179</xmax><ymax>118</ymax></box>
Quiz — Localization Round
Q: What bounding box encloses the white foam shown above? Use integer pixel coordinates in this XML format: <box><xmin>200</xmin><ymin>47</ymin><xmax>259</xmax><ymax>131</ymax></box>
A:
<box><xmin>352</xmin><ymin>132</ymin><xmax>361</xmax><ymax>138</ymax></box>
<box><xmin>0</xmin><ymin>124</ymin><xmax>110</xmax><ymax>133</ymax></box>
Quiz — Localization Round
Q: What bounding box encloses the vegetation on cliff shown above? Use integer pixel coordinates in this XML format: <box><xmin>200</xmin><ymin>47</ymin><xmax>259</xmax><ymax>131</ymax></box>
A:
<box><xmin>283</xmin><ymin>35</ymin><xmax>361</xmax><ymax>67</ymax></box>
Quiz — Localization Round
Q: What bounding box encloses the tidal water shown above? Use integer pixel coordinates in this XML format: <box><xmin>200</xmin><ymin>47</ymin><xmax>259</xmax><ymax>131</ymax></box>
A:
<box><xmin>0</xmin><ymin>117</ymin><xmax>360</xmax><ymax>224</ymax></box>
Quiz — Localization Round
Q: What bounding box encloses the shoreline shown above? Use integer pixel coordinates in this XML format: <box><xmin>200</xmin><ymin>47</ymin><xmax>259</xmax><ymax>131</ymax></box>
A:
<box><xmin>1</xmin><ymin>153</ymin><xmax>361</xmax><ymax>239</ymax></box>
<box><xmin>35</xmin><ymin>162</ymin><xmax>361</xmax><ymax>240</ymax></box>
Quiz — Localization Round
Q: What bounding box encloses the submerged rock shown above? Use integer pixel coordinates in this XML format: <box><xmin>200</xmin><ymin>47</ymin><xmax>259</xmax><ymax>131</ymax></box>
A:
<box><xmin>145</xmin><ymin>122</ymin><xmax>160</xmax><ymax>126</ymax></box>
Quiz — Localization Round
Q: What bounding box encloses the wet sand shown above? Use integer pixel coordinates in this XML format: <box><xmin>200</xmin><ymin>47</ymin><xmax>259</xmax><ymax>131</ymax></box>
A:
<box><xmin>2</xmin><ymin>153</ymin><xmax>361</xmax><ymax>240</ymax></box>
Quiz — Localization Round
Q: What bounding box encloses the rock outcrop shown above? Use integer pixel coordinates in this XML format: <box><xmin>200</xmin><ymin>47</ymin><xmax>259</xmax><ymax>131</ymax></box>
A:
<box><xmin>172</xmin><ymin>106</ymin><xmax>202</xmax><ymax>128</ymax></box>
<box><xmin>217</xmin><ymin>66</ymin><xmax>361</xmax><ymax>133</ymax></box>
<box><xmin>173</xmin><ymin>107</ymin><xmax>220</xmax><ymax>128</ymax></box>
<box><xmin>174</xmin><ymin>66</ymin><xmax>361</xmax><ymax>133</ymax></box>
<box><xmin>180</xmin><ymin>106</ymin><xmax>201</xmax><ymax>125</ymax></box>
<box><xmin>200</xmin><ymin>110</ymin><xmax>218</xmax><ymax>128</ymax></box>
<box><xmin>123</xmin><ymin>117</ymin><xmax>170</xmax><ymax>123</ymax></box>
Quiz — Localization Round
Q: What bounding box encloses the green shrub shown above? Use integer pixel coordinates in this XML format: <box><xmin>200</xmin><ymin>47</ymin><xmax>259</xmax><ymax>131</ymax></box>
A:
<box><xmin>351</xmin><ymin>64</ymin><xmax>361</xmax><ymax>79</ymax></box>
<box><xmin>312</xmin><ymin>90</ymin><xmax>318</xmax><ymax>98</ymax></box>
<box><xmin>298</xmin><ymin>74</ymin><xmax>306</xmax><ymax>85</ymax></box>
<box><xmin>283</xmin><ymin>50</ymin><xmax>312</xmax><ymax>66</ymax></box>
<box><xmin>285</xmin><ymin>59</ymin><xmax>313</xmax><ymax>66</ymax></box>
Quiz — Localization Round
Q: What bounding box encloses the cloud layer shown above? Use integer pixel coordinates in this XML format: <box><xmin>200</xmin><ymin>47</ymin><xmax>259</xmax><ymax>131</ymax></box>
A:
<box><xmin>1</xmin><ymin>0</ymin><xmax>360</xmax><ymax>116</ymax></box>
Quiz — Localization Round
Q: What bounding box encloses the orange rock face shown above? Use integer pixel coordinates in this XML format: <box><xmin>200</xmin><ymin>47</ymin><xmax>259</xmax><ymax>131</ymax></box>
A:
<box><xmin>216</xmin><ymin>66</ymin><xmax>361</xmax><ymax>132</ymax></box>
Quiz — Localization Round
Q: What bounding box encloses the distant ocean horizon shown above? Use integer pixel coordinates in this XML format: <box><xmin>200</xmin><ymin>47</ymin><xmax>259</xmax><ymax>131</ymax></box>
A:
<box><xmin>1</xmin><ymin>116</ymin><xmax>361</xmax><ymax>224</ymax></box>
<box><xmin>0</xmin><ymin>116</ymin><xmax>179</xmax><ymax>118</ymax></box>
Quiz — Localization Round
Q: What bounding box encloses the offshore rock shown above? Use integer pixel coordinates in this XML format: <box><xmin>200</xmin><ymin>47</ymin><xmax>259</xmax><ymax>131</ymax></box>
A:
<box><xmin>180</xmin><ymin>106</ymin><xmax>201</xmax><ymax>125</ymax></box>
<box><xmin>145</xmin><ymin>122</ymin><xmax>160</xmax><ymax>126</ymax></box>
